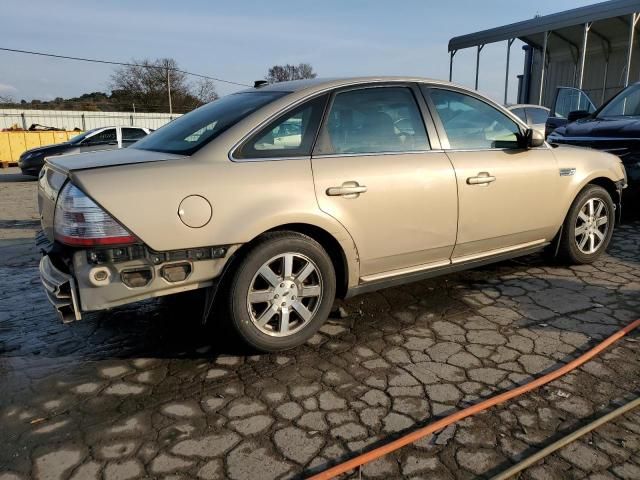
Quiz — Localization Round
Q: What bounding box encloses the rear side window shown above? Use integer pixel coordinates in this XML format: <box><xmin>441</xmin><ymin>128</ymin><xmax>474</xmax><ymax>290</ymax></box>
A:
<box><xmin>122</xmin><ymin>128</ymin><xmax>147</xmax><ymax>141</ymax></box>
<box><xmin>526</xmin><ymin>107</ymin><xmax>549</xmax><ymax>124</ymax></box>
<box><xmin>234</xmin><ymin>94</ymin><xmax>327</xmax><ymax>159</ymax></box>
<box><xmin>133</xmin><ymin>91</ymin><xmax>288</xmax><ymax>155</ymax></box>
<box><xmin>314</xmin><ymin>87</ymin><xmax>430</xmax><ymax>155</ymax></box>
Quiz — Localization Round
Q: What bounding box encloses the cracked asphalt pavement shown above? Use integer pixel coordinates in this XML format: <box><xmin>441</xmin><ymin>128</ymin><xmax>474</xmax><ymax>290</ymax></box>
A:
<box><xmin>1</xmin><ymin>168</ymin><xmax>640</xmax><ymax>480</ymax></box>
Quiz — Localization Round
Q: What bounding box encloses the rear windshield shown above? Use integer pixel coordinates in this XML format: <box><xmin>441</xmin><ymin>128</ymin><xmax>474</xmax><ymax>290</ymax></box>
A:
<box><xmin>133</xmin><ymin>91</ymin><xmax>288</xmax><ymax>155</ymax></box>
<box><xmin>68</xmin><ymin>128</ymin><xmax>101</xmax><ymax>144</ymax></box>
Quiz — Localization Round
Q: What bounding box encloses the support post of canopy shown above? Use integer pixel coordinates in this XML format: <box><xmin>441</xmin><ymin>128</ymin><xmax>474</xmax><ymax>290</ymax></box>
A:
<box><xmin>166</xmin><ymin>67</ymin><xmax>173</xmax><ymax>115</ymax></box>
<box><xmin>602</xmin><ymin>57</ymin><xmax>610</xmax><ymax>104</ymax></box>
<box><xmin>538</xmin><ymin>31</ymin><xmax>549</xmax><ymax>105</ymax></box>
<box><xmin>578</xmin><ymin>22</ymin><xmax>591</xmax><ymax>90</ymax></box>
<box><xmin>624</xmin><ymin>13</ymin><xmax>639</xmax><ymax>87</ymax></box>
<box><xmin>475</xmin><ymin>44</ymin><xmax>484</xmax><ymax>90</ymax></box>
<box><xmin>449</xmin><ymin>50</ymin><xmax>457</xmax><ymax>82</ymax></box>
<box><xmin>504</xmin><ymin>38</ymin><xmax>515</xmax><ymax>105</ymax></box>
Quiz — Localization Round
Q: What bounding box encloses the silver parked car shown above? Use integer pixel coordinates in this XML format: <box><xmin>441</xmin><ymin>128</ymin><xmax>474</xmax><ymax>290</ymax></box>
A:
<box><xmin>507</xmin><ymin>104</ymin><xmax>550</xmax><ymax>135</ymax></box>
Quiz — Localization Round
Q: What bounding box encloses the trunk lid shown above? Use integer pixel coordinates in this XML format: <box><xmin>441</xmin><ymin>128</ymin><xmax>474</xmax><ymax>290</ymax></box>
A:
<box><xmin>39</xmin><ymin>148</ymin><xmax>185</xmax><ymax>242</ymax></box>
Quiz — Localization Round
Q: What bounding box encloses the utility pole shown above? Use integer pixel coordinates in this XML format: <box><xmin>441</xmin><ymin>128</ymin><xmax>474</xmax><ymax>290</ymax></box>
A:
<box><xmin>166</xmin><ymin>67</ymin><xmax>173</xmax><ymax>115</ymax></box>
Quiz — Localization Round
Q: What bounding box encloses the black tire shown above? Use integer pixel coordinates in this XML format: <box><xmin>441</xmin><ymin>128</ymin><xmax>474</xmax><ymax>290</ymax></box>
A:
<box><xmin>557</xmin><ymin>185</ymin><xmax>615</xmax><ymax>264</ymax></box>
<box><xmin>225</xmin><ymin>231</ymin><xmax>336</xmax><ymax>352</ymax></box>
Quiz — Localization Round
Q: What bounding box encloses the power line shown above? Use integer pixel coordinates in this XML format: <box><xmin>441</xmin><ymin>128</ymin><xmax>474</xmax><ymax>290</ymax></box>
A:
<box><xmin>0</xmin><ymin>47</ymin><xmax>251</xmax><ymax>87</ymax></box>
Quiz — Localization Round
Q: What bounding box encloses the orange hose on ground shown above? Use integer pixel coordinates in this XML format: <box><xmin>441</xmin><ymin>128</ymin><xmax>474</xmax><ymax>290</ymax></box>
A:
<box><xmin>308</xmin><ymin>318</ymin><xmax>640</xmax><ymax>480</ymax></box>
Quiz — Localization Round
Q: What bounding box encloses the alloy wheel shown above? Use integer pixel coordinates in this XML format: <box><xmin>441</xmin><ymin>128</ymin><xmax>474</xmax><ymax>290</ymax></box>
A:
<box><xmin>574</xmin><ymin>197</ymin><xmax>609</xmax><ymax>254</ymax></box>
<box><xmin>246</xmin><ymin>253</ymin><xmax>323</xmax><ymax>337</ymax></box>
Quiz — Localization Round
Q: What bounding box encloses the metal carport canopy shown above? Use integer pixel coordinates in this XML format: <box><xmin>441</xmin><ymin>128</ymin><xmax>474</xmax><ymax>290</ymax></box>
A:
<box><xmin>447</xmin><ymin>0</ymin><xmax>640</xmax><ymax>105</ymax></box>
<box><xmin>448</xmin><ymin>0</ymin><xmax>640</xmax><ymax>51</ymax></box>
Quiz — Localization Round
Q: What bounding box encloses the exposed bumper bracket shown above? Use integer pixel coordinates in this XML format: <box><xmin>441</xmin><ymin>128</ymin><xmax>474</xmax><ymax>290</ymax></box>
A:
<box><xmin>39</xmin><ymin>256</ymin><xmax>82</xmax><ymax>323</ymax></box>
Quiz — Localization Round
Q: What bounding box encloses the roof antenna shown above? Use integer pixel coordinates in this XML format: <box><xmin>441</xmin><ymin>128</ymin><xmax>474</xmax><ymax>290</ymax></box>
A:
<box><xmin>254</xmin><ymin>80</ymin><xmax>269</xmax><ymax>88</ymax></box>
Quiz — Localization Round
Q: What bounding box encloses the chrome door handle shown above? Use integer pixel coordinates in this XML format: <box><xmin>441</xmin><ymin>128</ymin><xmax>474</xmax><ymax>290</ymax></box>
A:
<box><xmin>326</xmin><ymin>181</ymin><xmax>368</xmax><ymax>198</ymax></box>
<box><xmin>467</xmin><ymin>172</ymin><xmax>496</xmax><ymax>185</ymax></box>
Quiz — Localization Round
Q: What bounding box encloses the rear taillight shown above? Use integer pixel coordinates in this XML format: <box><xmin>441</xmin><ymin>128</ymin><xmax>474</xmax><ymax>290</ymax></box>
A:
<box><xmin>54</xmin><ymin>183</ymin><xmax>137</xmax><ymax>246</ymax></box>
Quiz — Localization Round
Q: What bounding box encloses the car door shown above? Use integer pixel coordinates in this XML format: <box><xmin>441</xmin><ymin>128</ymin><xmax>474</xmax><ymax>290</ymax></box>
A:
<box><xmin>546</xmin><ymin>87</ymin><xmax>596</xmax><ymax>136</ymax></box>
<box><xmin>79</xmin><ymin>128</ymin><xmax>118</xmax><ymax>153</ymax></box>
<box><xmin>422</xmin><ymin>86</ymin><xmax>561</xmax><ymax>262</ymax></box>
<box><xmin>311</xmin><ymin>84</ymin><xmax>458</xmax><ymax>279</ymax></box>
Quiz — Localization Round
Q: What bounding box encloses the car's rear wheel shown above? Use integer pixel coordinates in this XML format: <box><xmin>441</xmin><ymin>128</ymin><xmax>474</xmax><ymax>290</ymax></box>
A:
<box><xmin>558</xmin><ymin>185</ymin><xmax>614</xmax><ymax>264</ymax></box>
<box><xmin>226</xmin><ymin>232</ymin><xmax>336</xmax><ymax>352</ymax></box>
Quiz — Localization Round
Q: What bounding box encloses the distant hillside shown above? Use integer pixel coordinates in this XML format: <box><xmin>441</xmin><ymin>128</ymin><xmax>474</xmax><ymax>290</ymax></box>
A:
<box><xmin>0</xmin><ymin>89</ymin><xmax>201</xmax><ymax>114</ymax></box>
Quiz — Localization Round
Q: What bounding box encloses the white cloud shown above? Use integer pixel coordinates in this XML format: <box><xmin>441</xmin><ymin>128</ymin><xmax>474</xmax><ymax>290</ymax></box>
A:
<box><xmin>0</xmin><ymin>83</ymin><xmax>17</xmax><ymax>94</ymax></box>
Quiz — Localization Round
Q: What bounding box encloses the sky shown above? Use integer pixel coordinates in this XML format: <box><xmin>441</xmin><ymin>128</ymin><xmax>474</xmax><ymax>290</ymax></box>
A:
<box><xmin>1</xmin><ymin>0</ymin><xmax>603</xmax><ymax>106</ymax></box>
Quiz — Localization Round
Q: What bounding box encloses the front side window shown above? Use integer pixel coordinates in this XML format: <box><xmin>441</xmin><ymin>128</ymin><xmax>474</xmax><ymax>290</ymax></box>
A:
<box><xmin>314</xmin><ymin>86</ymin><xmax>430</xmax><ymax>155</ymax></box>
<box><xmin>428</xmin><ymin>89</ymin><xmax>521</xmax><ymax>149</ymax></box>
<box><xmin>554</xmin><ymin>88</ymin><xmax>596</xmax><ymax>118</ymax></box>
<box><xmin>234</xmin><ymin>94</ymin><xmax>327</xmax><ymax>159</ymax></box>
<box><xmin>133</xmin><ymin>91</ymin><xmax>288</xmax><ymax>155</ymax></box>
<box><xmin>598</xmin><ymin>84</ymin><xmax>640</xmax><ymax>117</ymax></box>
<box><xmin>85</xmin><ymin>128</ymin><xmax>116</xmax><ymax>145</ymax></box>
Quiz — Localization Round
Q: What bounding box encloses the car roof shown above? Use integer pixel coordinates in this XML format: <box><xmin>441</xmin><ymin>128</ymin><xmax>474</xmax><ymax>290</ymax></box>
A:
<box><xmin>507</xmin><ymin>104</ymin><xmax>550</xmax><ymax>111</ymax></box>
<box><xmin>241</xmin><ymin>76</ymin><xmax>476</xmax><ymax>95</ymax></box>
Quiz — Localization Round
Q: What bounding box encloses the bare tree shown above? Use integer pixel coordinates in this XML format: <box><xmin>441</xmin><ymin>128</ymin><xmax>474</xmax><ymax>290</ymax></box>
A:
<box><xmin>266</xmin><ymin>63</ymin><xmax>317</xmax><ymax>83</ymax></box>
<box><xmin>192</xmin><ymin>78</ymin><xmax>219</xmax><ymax>104</ymax></box>
<box><xmin>0</xmin><ymin>94</ymin><xmax>15</xmax><ymax>104</ymax></box>
<box><xmin>110</xmin><ymin>58</ymin><xmax>218</xmax><ymax>112</ymax></box>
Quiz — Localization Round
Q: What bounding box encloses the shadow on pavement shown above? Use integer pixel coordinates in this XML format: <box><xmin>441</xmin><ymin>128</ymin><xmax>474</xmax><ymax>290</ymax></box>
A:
<box><xmin>0</xmin><ymin>171</ymin><xmax>37</xmax><ymax>183</ymax></box>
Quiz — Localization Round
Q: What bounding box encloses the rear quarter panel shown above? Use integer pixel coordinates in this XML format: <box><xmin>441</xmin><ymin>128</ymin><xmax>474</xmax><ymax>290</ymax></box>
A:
<box><xmin>72</xmin><ymin>157</ymin><xmax>360</xmax><ymax>286</ymax></box>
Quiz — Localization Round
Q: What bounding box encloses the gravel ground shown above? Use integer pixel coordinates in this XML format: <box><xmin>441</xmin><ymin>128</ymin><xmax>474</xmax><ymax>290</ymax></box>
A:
<box><xmin>1</xmin><ymin>167</ymin><xmax>639</xmax><ymax>480</ymax></box>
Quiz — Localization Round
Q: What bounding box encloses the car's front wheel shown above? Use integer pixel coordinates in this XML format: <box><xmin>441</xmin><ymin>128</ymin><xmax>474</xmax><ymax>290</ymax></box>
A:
<box><xmin>226</xmin><ymin>232</ymin><xmax>336</xmax><ymax>352</ymax></box>
<box><xmin>558</xmin><ymin>185</ymin><xmax>615</xmax><ymax>264</ymax></box>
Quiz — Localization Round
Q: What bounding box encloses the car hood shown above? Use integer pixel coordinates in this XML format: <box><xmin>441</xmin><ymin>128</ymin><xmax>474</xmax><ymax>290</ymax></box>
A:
<box><xmin>553</xmin><ymin>116</ymin><xmax>640</xmax><ymax>138</ymax></box>
<box><xmin>23</xmin><ymin>142</ymin><xmax>72</xmax><ymax>156</ymax></box>
<box><xmin>47</xmin><ymin>148</ymin><xmax>186</xmax><ymax>173</ymax></box>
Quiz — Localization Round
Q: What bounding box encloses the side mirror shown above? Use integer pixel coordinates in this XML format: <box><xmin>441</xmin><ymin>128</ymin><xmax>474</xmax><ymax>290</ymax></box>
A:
<box><xmin>567</xmin><ymin>110</ymin><xmax>591</xmax><ymax>122</ymax></box>
<box><xmin>516</xmin><ymin>129</ymin><xmax>545</xmax><ymax>149</ymax></box>
<box><xmin>528</xmin><ymin>128</ymin><xmax>545</xmax><ymax>148</ymax></box>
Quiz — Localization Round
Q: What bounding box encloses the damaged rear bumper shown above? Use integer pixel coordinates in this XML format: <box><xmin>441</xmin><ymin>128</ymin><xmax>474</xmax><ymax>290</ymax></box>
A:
<box><xmin>39</xmin><ymin>255</ymin><xmax>82</xmax><ymax>323</ymax></box>
<box><xmin>38</xmin><ymin>243</ymin><xmax>240</xmax><ymax>323</ymax></box>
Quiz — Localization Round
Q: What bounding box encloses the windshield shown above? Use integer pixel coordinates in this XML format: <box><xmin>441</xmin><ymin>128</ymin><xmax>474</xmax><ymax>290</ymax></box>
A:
<box><xmin>68</xmin><ymin>128</ymin><xmax>101</xmax><ymax>144</ymax></box>
<box><xmin>598</xmin><ymin>84</ymin><xmax>640</xmax><ymax>117</ymax></box>
<box><xmin>133</xmin><ymin>91</ymin><xmax>288</xmax><ymax>155</ymax></box>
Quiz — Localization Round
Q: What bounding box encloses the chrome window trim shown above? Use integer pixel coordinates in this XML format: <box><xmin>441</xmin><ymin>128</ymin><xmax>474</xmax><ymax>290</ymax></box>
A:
<box><xmin>420</xmin><ymin>84</ymin><xmax>537</xmax><ymax>152</ymax></box>
<box><xmin>312</xmin><ymin>83</ymin><xmax>433</xmax><ymax>157</ymax></box>
<box><xmin>228</xmin><ymin>80</ymin><xmax>402</xmax><ymax>163</ymax></box>
<box><xmin>440</xmin><ymin>145</ymin><xmax>551</xmax><ymax>153</ymax></box>
<box><xmin>312</xmin><ymin>149</ymin><xmax>443</xmax><ymax>159</ymax></box>
<box><xmin>230</xmin><ymin>155</ymin><xmax>313</xmax><ymax>163</ymax></box>
<box><xmin>230</xmin><ymin>81</ymin><xmax>436</xmax><ymax>162</ymax></box>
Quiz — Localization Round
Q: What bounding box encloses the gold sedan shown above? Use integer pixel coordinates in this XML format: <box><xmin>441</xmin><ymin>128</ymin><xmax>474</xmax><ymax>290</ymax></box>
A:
<box><xmin>37</xmin><ymin>77</ymin><xmax>627</xmax><ymax>351</ymax></box>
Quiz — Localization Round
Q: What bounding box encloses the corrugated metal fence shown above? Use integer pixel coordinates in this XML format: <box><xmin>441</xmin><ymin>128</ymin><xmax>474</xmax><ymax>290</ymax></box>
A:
<box><xmin>0</xmin><ymin>109</ymin><xmax>180</xmax><ymax>131</ymax></box>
